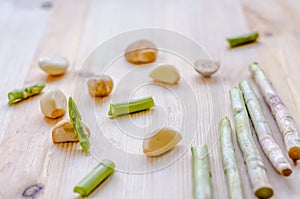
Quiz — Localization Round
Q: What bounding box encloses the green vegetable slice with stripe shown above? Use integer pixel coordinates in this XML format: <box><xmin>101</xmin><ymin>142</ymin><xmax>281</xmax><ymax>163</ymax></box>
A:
<box><xmin>108</xmin><ymin>96</ymin><xmax>155</xmax><ymax>117</ymax></box>
<box><xmin>8</xmin><ymin>82</ymin><xmax>46</xmax><ymax>106</ymax></box>
<box><xmin>191</xmin><ymin>144</ymin><xmax>212</xmax><ymax>199</ymax></box>
<box><xmin>68</xmin><ymin>97</ymin><xmax>90</xmax><ymax>152</ymax></box>
<box><xmin>74</xmin><ymin>159</ymin><xmax>115</xmax><ymax>196</ymax></box>
<box><xmin>226</xmin><ymin>32</ymin><xmax>259</xmax><ymax>48</ymax></box>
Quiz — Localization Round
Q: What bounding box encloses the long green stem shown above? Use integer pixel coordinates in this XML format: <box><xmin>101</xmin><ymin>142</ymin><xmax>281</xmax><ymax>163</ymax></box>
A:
<box><xmin>230</xmin><ymin>87</ymin><xmax>273</xmax><ymax>199</ymax></box>
<box><xmin>8</xmin><ymin>82</ymin><xmax>45</xmax><ymax>106</ymax></box>
<box><xmin>249</xmin><ymin>62</ymin><xmax>300</xmax><ymax>162</ymax></box>
<box><xmin>108</xmin><ymin>96</ymin><xmax>155</xmax><ymax>117</ymax></box>
<box><xmin>191</xmin><ymin>145</ymin><xmax>212</xmax><ymax>199</ymax></box>
<box><xmin>219</xmin><ymin>117</ymin><xmax>243</xmax><ymax>199</ymax></box>
<box><xmin>239</xmin><ymin>80</ymin><xmax>292</xmax><ymax>176</ymax></box>
<box><xmin>68</xmin><ymin>97</ymin><xmax>91</xmax><ymax>152</ymax></box>
<box><xmin>74</xmin><ymin>159</ymin><xmax>115</xmax><ymax>196</ymax></box>
<box><xmin>226</xmin><ymin>32</ymin><xmax>259</xmax><ymax>48</ymax></box>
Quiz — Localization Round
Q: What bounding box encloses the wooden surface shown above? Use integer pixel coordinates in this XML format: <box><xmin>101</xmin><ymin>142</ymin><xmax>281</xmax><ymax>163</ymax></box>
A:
<box><xmin>1</xmin><ymin>0</ymin><xmax>300</xmax><ymax>198</ymax></box>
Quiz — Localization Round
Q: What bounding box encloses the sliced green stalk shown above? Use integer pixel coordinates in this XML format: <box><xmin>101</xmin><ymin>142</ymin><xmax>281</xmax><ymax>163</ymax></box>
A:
<box><xmin>219</xmin><ymin>117</ymin><xmax>243</xmax><ymax>199</ymax></box>
<box><xmin>239</xmin><ymin>80</ymin><xmax>292</xmax><ymax>176</ymax></box>
<box><xmin>74</xmin><ymin>159</ymin><xmax>115</xmax><ymax>197</ymax></box>
<box><xmin>68</xmin><ymin>97</ymin><xmax>91</xmax><ymax>152</ymax></box>
<box><xmin>226</xmin><ymin>32</ymin><xmax>259</xmax><ymax>48</ymax></box>
<box><xmin>108</xmin><ymin>96</ymin><xmax>155</xmax><ymax>117</ymax></box>
<box><xmin>8</xmin><ymin>82</ymin><xmax>45</xmax><ymax>106</ymax></box>
<box><xmin>191</xmin><ymin>145</ymin><xmax>212</xmax><ymax>199</ymax></box>
<box><xmin>249</xmin><ymin>62</ymin><xmax>300</xmax><ymax>162</ymax></box>
<box><xmin>230</xmin><ymin>87</ymin><xmax>273</xmax><ymax>198</ymax></box>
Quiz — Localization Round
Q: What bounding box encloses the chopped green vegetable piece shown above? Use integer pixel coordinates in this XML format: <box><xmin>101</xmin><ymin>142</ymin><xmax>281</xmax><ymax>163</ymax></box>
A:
<box><xmin>249</xmin><ymin>62</ymin><xmax>300</xmax><ymax>162</ymax></box>
<box><xmin>74</xmin><ymin>159</ymin><xmax>115</xmax><ymax>197</ymax></box>
<box><xmin>226</xmin><ymin>32</ymin><xmax>259</xmax><ymax>48</ymax></box>
<box><xmin>8</xmin><ymin>82</ymin><xmax>45</xmax><ymax>106</ymax></box>
<box><xmin>239</xmin><ymin>80</ymin><xmax>292</xmax><ymax>176</ymax></box>
<box><xmin>191</xmin><ymin>145</ymin><xmax>212</xmax><ymax>199</ymax></box>
<box><xmin>68</xmin><ymin>97</ymin><xmax>91</xmax><ymax>152</ymax></box>
<box><xmin>230</xmin><ymin>87</ymin><xmax>273</xmax><ymax>198</ymax></box>
<box><xmin>108</xmin><ymin>96</ymin><xmax>155</xmax><ymax>117</ymax></box>
<box><xmin>219</xmin><ymin>117</ymin><xmax>243</xmax><ymax>199</ymax></box>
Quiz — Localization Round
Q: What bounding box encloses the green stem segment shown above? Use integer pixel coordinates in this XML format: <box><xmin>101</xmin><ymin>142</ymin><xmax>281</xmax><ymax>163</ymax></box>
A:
<box><xmin>239</xmin><ymin>80</ymin><xmax>292</xmax><ymax>176</ymax></box>
<box><xmin>74</xmin><ymin>159</ymin><xmax>115</xmax><ymax>197</ymax></box>
<box><xmin>8</xmin><ymin>82</ymin><xmax>46</xmax><ymax>106</ymax></box>
<box><xmin>249</xmin><ymin>62</ymin><xmax>300</xmax><ymax>162</ymax></box>
<box><xmin>230</xmin><ymin>88</ymin><xmax>273</xmax><ymax>199</ymax></box>
<box><xmin>68</xmin><ymin>97</ymin><xmax>91</xmax><ymax>152</ymax></box>
<box><xmin>226</xmin><ymin>32</ymin><xmax>259</xmax><ymax>48</ymax></box>
<box><xmin>191</xmin><ymin>145</ymin><xmax>212</xmax><ymax>199</ymax></box>
<box><xmin>108</xmin><ymin>96</ymin><xmax>155</xmax><ymax>117</ymax></box>
<box><xmin>219</xmin><ymin>117</ymin><xmax>243</xmax><ymax>199</ymax></box>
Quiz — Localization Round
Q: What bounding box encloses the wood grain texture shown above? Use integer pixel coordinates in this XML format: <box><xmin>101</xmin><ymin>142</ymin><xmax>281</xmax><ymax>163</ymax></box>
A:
<box><xmin>0</xmin><ymin>0</ymin><xmax>50</xmax><ymax>142</ymax></box>
<box><xmin>0</xmin><ymin>0</ymin><xmax>300</xmax><ymax>199</ymax></box>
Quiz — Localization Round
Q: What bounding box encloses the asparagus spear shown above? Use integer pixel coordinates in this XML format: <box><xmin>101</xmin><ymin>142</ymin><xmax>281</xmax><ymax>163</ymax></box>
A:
<box><xmin>230</xmin><ymin>88</ymin><xmax>273</xmax><ymax>199</ymax></box>
<box><xmin>249</xmin><ymin>62</ymin><xmax>300</xmax><ymax>162</ymax></box>
<box><xmin>219</xmin><ymin>117</ymin><xmax>243</xmax><ymax>199</ymax></box>
<box><xmin>191</xmin><ymin>145</ymin><xmax>212</xmax><ymax>199</ymax></box>
<box><xmin>226</xmin><ymin>32</ymin><xmax>259</xmax><ymax>48</ymax></box>
<box><xmin>7</xmin><ymin>82</ymin><xmax>45</xmax><ymax>106</ymax></box>
<box><xmin>74</xmin><ymin>159</ymin><xmax>115</xmax><ymax>196</ymax></box>
<box><xmin>239</xmin><ymin>80</ymin><xmax>292</xmax><ymax>176</ymax></box>
<box><xmin>68</xmin><ymin>97</ymin><xmax>91</xmax><ymax>152</ymax></box>
<box><xmin>108</xmin><ymin>96</ymin><xmax>155</xmax><ymax>117</ymax></box>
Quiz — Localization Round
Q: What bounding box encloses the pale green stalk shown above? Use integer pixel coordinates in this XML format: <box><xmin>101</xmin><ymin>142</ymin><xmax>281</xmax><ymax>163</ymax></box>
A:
<box><xmin>191</xmin><ymin>144</ymin><xmax>212</xmax><ymax>199</ymax></box>
<box><xmin>239</xmin><ymin>80</ymin><xmax>292</xmax><ymax>176</ymax></box>
<box><xmin>230</xmin><ymin>87</ymin><xmax>273</xmax><ymax>199</ymax></box>
<box><xmin>249</xmin><ymin>62</ymin><xmax>300</xmax><ymax>162</ymax></box>
<box><xmin>219</xmin><ymin>117</ymin><xmax>243</xmax><ymax>199</ymax></box>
